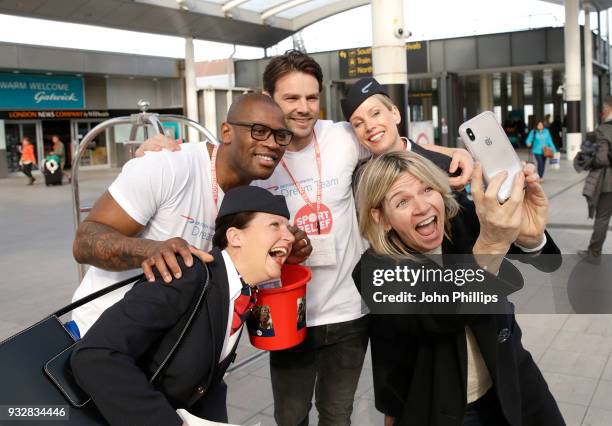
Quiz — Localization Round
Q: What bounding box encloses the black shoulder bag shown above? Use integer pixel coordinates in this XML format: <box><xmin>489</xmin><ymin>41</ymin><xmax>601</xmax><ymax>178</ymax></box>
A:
<box><xmin>0</xmin><ymin>266</ymin><xmax>210</xmax><ymax>425</ymax></box>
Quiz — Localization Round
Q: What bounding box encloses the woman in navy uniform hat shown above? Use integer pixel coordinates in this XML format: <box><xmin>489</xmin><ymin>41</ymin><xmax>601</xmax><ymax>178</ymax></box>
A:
<box><xmin>71</xmin><ymin>186</ymin><xmax>295</xmax><ymax>425</ymax></box>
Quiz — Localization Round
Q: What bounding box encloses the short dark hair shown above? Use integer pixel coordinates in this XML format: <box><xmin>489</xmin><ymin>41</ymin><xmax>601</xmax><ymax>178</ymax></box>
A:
<box><xmin>263</xmin><ymin>50</ymin><xmax>323</xmax><ymax>96</ymax></box>
<box><xmin>213</xmin><ymin>211</ymin><xmax>257</xmax><ymax>249</ymax></box>
<box><xmin>603</xmin><ymin>95</ymin><xmax>612</xmax><ymax>110</ymax></box>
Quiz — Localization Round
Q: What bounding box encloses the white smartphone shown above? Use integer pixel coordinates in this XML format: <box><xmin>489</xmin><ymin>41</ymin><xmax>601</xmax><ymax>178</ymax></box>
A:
<box><xmin>458</xmin><ymin>111</ymin><xmax>523</xmax><ymax>203</ymax></box>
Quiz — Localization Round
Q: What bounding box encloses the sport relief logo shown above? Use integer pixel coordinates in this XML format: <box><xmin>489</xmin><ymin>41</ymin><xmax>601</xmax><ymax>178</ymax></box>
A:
<box><xmin>181</xmin><ymin>214</ymin><xmax>214</xmax><ymax>242</ymax></box>
<box><xmin>294</xmin><ymin>204</ymin><xmax>333</xmax><ymax>235</ymax></box>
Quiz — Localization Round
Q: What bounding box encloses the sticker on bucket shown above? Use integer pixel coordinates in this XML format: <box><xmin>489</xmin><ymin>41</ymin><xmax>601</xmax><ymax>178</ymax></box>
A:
<box><xmin>249</xmin><ymin>305</ymin><xmax>275</xmax><ymax>337</ymax></box>
<box><xmin>297</xmin><ymin>297</ymin><xmax>306</xmax><ymax>330</ymax></box>
<box><xmin>248</xmin><ymin>264</ymin><xmax>311</xmax><ymax>351</ymax></box>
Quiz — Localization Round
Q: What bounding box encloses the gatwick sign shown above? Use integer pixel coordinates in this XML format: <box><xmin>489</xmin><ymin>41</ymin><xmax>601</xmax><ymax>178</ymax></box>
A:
<box><xmin>0</xmin><ymin>73</ymin><xmax>85</xmax><ymax>109</ymax></box>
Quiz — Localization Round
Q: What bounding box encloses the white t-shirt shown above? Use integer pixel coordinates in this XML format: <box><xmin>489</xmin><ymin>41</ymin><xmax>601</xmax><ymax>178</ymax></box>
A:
<box><xmin>72</xmin><ymin>143</ymin><xmax>223</xmax><ymax>335</ymax></box>
<box><xmin>254</xmin><ymin>120</ymin><xmax>367</xmax><ymax>327</ymax></box>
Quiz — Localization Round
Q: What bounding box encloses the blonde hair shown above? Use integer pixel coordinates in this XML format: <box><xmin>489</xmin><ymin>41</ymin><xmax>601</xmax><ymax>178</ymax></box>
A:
<box><xmin>357</xmin><ymin>151</ymin><xmax>460</xmax><ymax>257</ymax></box>
<box><xmin>372</xmin><ymin>93</ymin><xmax>394</xmax><ymax>111</ymax></box>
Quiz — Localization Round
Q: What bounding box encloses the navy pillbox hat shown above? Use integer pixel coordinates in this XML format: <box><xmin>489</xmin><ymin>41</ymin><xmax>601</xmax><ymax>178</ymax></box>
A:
<box><xmin>217</xmin><ymin>186</ymin><xmax>290</xmax><ymax>220</ymax></box>
<box><xmin>340</xmin><ymin>77</ymin><xmax>388</xmax><ymax>121</ymax></box>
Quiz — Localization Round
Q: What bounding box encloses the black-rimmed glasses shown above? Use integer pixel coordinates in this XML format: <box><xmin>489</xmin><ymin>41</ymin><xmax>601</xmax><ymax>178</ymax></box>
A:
<box><xmin>227</xmin><ymin>122</ymin><xmax>293</xmax><ymax>146</ymax></box>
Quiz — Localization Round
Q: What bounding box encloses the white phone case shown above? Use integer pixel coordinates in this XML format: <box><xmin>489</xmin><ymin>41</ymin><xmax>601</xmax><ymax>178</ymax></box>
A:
<box><xmin>458</xmin><ymin>111</ymin><xmax>522</xmax><ymax>203</ymax></box>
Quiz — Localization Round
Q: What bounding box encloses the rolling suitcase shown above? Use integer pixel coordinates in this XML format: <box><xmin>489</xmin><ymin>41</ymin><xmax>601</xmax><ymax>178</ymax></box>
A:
<box><xmin>43</xmin><ymin>154</ymin><xmax>63</xmax><ymax>186</ymax></box>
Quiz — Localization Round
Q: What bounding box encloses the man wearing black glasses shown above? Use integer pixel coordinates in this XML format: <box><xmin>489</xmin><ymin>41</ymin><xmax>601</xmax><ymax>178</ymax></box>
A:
<box><xmin>225</xmin><ymin>121</ymin><xmax>294</xmax><ymax>147</ymax></box>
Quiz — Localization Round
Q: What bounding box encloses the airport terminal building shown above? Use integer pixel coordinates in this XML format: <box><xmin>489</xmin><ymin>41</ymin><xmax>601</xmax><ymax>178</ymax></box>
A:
<box><xmin>0</xmin><ymin>42</ymin><xmax>184</xmax><ymax>177</ymax></box>
<box><xmin>1</xmin><ymin>24</ymin><xmax>610</xmax><ymax>176</ymax></box>
<box><xmin>234</xmin><ymin>25</ymin><xmax>610</xmax><ymax>150</ymax></box>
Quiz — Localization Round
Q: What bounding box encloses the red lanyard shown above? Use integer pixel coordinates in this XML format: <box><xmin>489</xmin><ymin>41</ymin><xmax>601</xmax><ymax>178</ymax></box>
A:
<box><xmin>211</xmin><ymin>144</ymin><xmax>219</xmax><ymax>212</ymax></box>
<box><xmin>280</xmin><ymin>133</ymin><xmax>323</xmax><ymax>233</ymax></box>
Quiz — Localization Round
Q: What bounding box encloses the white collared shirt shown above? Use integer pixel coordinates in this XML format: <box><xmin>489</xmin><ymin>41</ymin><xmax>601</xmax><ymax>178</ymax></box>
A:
<box><xmin>220</xmin><ymin>250</ymin><xmax>246</xmax><ymax>362</ymax></box>
<box><xmin>401</xmin><ymin>136</ymin><xmax>413</xmax><ymax>151</ymax></box>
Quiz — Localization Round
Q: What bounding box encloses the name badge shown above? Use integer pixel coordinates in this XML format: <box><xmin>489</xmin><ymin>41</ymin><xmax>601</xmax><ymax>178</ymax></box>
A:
<box><xmin>305</xmin><ymin>234</ymin><xmax>337</xmax><ymax>267</ymax></box>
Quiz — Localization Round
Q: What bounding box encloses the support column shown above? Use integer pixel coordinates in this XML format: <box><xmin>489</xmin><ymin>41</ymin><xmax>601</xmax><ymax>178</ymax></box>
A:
<box><xmin>184</xmin><ymin>37</ymin><xmax>199</xmax><ymax>142</ymax></box>
<box><xmin>439</xmin><ymin>74</ymin><xmax>450</xmax><ymax>147</ymax></box>
<box><xmin>372</xmin><ymin>0</ymin><xmax>409</xmax><ymax>137</ymax></box>
<box><xmin>584</xmin><ymin>1</ymin><xmax>595</xmax><ymax>131</ymax></box>
<box><xmin>553</xmin><ymin>70</ymin><xmax>564</xmax><ymax>123</ymax></box>
<box><xmin>0</xmin><ymin>120</ymin><xmax>7</xmax><ymax>178</ymax></box>
<box><xmin>202</xmin><ymin>88</ymin><xmax>217</xmax><ymax>138</ymax></box>
<box><xmin>511</xmin><ymin>73</ymin><xmax>525</xmax><ymax>110</ymax></box>
<box><xmin>533</xmin><ymin>70</ymin><xmax>545</xmax><ymax>121</ymax></box>
<box><xmin>479</xmin><ymin>74</ymin><xmax>494</xmax><ymax>113</ymax></box>
<box><xmin>500</xmin><ymin>73</ymin><xmax>509</xmax><ymax>123</ymax></box>
<box><xmin>565</xmin><ymin>0</ymin><xmax>582</xmax><ymax>159</ymax></box>
<box><xmin>439</xmin><ymin>72</ymin><xmax>459</xmax><ymax>147</ymax></box>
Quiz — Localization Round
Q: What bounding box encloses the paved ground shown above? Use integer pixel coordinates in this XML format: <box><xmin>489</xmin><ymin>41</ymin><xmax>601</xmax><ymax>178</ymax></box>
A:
<box><xmin>1</xmin><ymin>151</ymin><xmax>611</xmax><ymax>425</ymax></box>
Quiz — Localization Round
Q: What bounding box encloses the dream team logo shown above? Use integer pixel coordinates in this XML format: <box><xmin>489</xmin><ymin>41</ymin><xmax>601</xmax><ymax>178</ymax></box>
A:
<box><xmin>294</xmin><ymin>204</ymin><xmax>333</xmax><ymax>235</ymax></box>
<box><xmin>180</xmin><ymin>214</ymin><xmax>214</xmax><ymax>241</ymax></box>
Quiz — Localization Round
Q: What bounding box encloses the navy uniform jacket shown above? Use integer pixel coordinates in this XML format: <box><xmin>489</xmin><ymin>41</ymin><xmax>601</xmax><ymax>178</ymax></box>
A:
<box><xmin>353</xmin><ymin>192</ymin><xmax>564</xmax><ymax>426</ymax></box>
<box><xmin>71</xmin><ymin>248</ymin><xmax>233</xmax><ymax>426</ymax></box>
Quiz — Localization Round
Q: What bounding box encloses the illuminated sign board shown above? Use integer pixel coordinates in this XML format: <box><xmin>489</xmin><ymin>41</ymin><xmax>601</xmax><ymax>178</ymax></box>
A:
<box><xmin>338</xmin><ymin>42</ymin><xmax>428</xmax><ymax>79</ymax></box>
<box><xmin>0</xmin><ymin>73</ymin><xmax>85</xmax><ymax>109</ymax></box>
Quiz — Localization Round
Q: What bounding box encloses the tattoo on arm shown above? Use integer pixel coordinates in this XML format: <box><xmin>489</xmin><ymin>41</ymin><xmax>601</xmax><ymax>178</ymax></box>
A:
<box><xmin>73</xmin><ymin>221</ymin><xmax>155</xmax><ymax>271</ymax></box>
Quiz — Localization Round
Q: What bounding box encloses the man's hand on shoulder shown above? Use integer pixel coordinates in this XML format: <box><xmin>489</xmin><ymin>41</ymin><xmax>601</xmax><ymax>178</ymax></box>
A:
<box><xmin>141</xmin><ymin>237</ymin><xmax>213</xmax><ymax>283</ymax></box>
<box><xmin>135</xmin><ymin>134</ymin><xmax>182</xmax><ymax>158</ymax></box>
<box><xmin>73</xmin><ymin>192</ymin><xmax>213</xmax><ymax>277</ymax></box>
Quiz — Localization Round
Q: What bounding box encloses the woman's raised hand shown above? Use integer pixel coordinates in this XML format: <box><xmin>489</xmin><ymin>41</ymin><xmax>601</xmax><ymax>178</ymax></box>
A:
<box><xmin>516</xmin><ymin>162</ymin><xmax>548</xmax><ymax>248</ymax></box>
<box><xmin>470</xmin><ymin>162</ymin><xmax>526</xmax><ymax>254</ymax></box>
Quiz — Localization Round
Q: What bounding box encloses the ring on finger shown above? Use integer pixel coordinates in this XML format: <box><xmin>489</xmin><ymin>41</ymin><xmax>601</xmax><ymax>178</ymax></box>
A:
<box><xmin>302</xmin><ymin>238</ymin><xmax>308</xmax><ymax>247</ymax></box>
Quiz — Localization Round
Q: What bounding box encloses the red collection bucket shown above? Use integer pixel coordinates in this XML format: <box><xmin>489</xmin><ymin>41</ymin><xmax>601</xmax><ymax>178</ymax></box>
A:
<box><xmin>248</xmin><ymin>264</ymin><xmax>311</xmax><ymax>351</ymax></box>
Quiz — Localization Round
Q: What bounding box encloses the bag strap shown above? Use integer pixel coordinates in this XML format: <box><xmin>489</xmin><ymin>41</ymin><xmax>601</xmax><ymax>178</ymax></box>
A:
<box><xmin>53</xmin><ymin>273</ymin><xmax>145</xmax><ymax>318</ymax></box>
<box><xmin>45</xmin><ymin>265</ymin><xmax>212</xmax><ymax>408</ymax></box>
<box><xmin>150</xmin><ymin>264</ymin><xmax>211</xmax><ymax>382</ymax></box>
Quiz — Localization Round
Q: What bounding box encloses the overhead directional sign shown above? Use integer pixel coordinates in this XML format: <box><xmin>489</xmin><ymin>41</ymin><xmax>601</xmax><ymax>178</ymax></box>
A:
<box><xmin>338</xmin><ymin>42</ymin><xmax>429</xmax><ymax>79</ymax></box>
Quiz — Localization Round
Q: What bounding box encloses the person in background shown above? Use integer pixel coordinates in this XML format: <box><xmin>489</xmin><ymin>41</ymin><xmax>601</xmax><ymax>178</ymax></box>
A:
<box><xmin>578</xmin><ymin>95</ymin><xmax>612</xmax><ymax>264</ymax></box>
<box><xmin>19</xmin><ymin>136</ymin><xmax>36</xmax><ymax>185</ymax></box>
<box><xmin>50</xmin><ymin>135</ymin><xmax>66</xmax><ymax>171</ymax></box>
<box><xmin>525</xmin><ymin>120</ymin><xmax>557</xmax><ymax>180</ymax></box>
<box><xmin>50</xmin><ymin>134</ymin><xmax>71</xmax><ymax>182</ymax></box>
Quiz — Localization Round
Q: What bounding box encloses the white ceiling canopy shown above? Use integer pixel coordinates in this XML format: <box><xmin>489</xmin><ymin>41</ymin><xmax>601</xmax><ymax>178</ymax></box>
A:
<box><xmin>541</xmin><ymin>0</ymin><xmax>612</xmax><ymax>10</ymax></box>
<box><xmin>0</xmin><ymin>0</ymin><xmax>368</xmax><ymax>48</ymax></box>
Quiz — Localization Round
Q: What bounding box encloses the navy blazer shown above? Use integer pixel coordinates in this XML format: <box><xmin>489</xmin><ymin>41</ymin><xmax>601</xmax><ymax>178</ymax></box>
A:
<box><xmin>353</xmin><ymin>192</ymin><xmax>564</xmax><ymax>426</ymax></box>
<box><xmin>71</xmin><ymin>248</ymin><xmax>231</xmax><ymax>426</ymax></box>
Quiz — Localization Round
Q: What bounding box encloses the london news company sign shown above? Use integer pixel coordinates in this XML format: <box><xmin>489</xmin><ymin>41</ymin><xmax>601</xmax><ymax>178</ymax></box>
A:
<box><xmin>0</xmin><ymin>73</ymin><xmax>85</xmax><ymax>109</ymax></box>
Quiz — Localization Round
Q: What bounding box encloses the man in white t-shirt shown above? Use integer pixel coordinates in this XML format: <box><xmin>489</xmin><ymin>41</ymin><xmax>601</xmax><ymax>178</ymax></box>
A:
<box><xmin>256</xmin><ymin>51</ymin><xmax>473</xmax><ymax>426</ymax></box>
<box><xmin>71</xmin><ymin>94</ymin><xmax>311</xmax><ymax>336</ymax></box>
